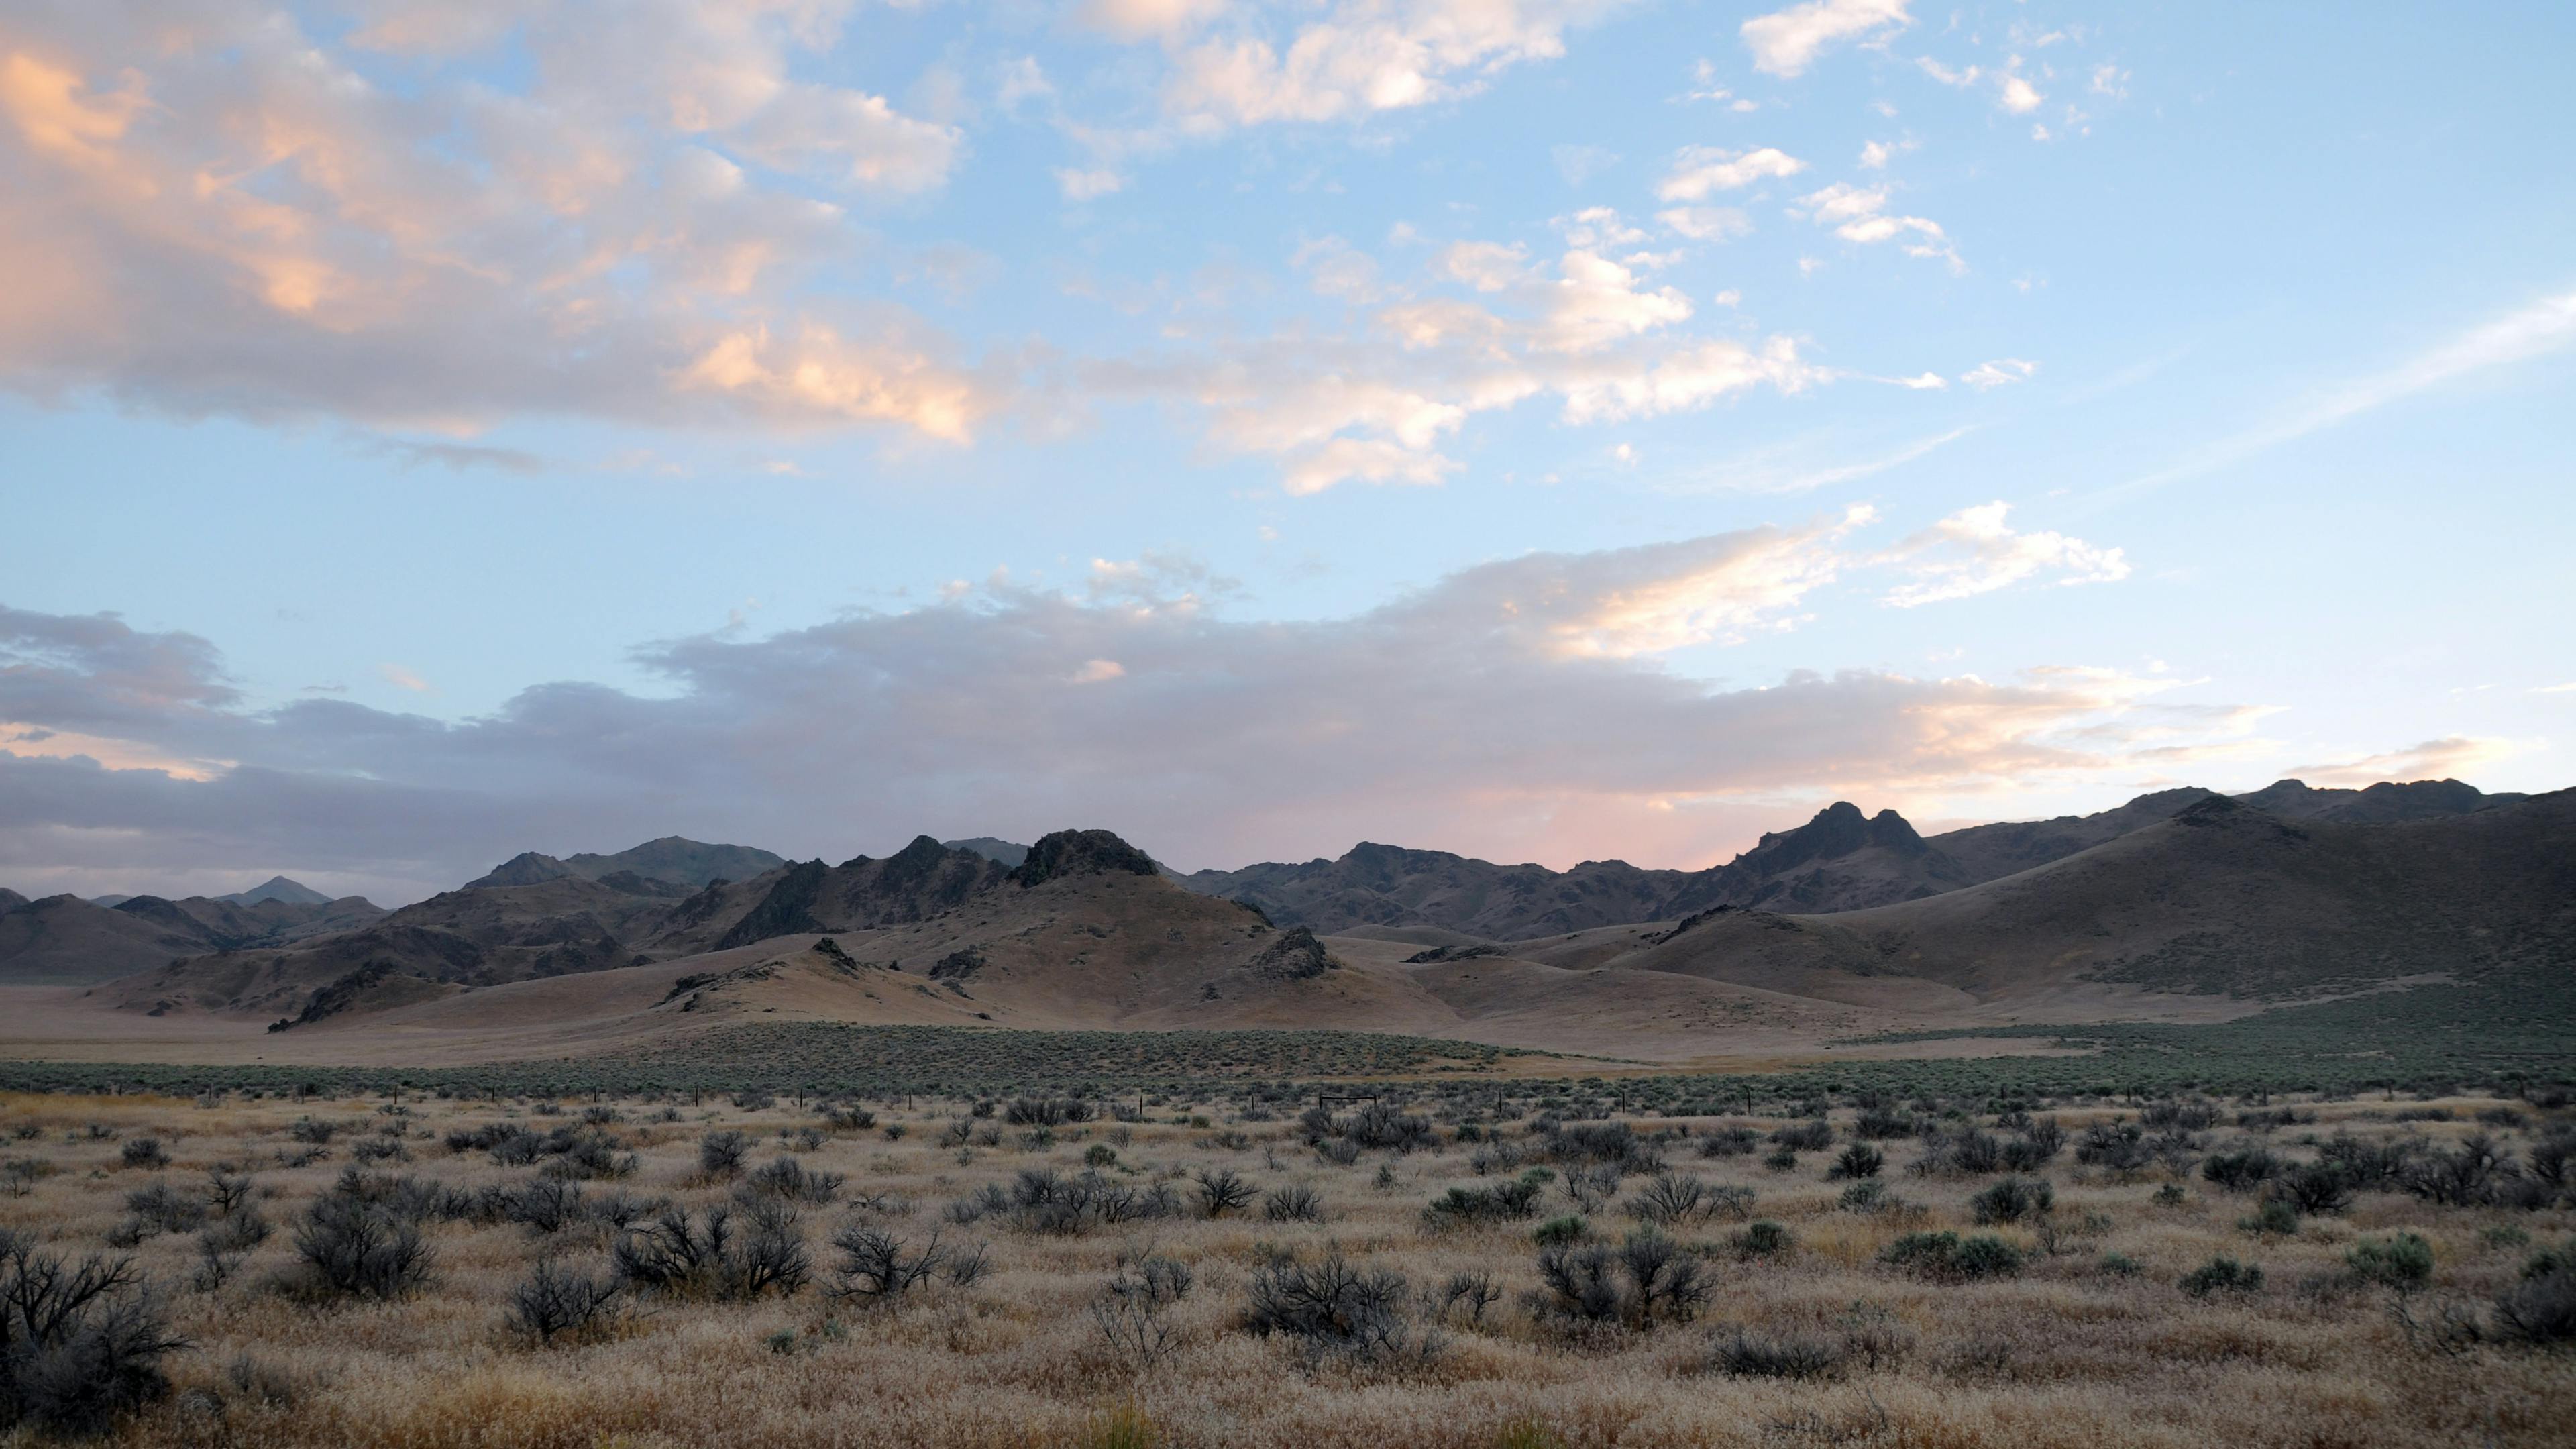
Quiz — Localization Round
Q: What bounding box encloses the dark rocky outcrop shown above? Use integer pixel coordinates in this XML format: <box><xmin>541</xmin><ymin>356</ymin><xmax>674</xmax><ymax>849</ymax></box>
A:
<box><xmin>1011</xmin><ymin>830</ymin><xmax>1161</xmax><ymax>887</ymax></box>
<box><xmin>1250</xmin><ymin>926</ymin><xmax>1336</xmax><ymax>980</ymax></box>
<box><xmin>1403</xmin><ymin>943</ymin><xmax>1505</xmax><ymax>964</ymax></box>
<box><xmin>714</xmin><ymin>861</ymin><xmax>831</xmax><ymax>950</ymax></box>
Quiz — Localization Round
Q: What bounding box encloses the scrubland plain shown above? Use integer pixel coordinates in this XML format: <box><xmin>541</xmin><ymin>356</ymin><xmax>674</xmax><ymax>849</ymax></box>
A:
<box><xmin>0</xmin><ymin>1084</ymin><xmax>2569</xmax><ymax>1448</ymax></box>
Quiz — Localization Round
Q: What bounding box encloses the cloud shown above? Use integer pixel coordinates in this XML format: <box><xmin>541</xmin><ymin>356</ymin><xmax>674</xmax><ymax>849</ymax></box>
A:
<box><xmin>1553</xmin><ymin>207</ymin><xmax>1648</xmax><ymax>250</ymax></box>
<box><xmin>1555</xmin><ymin>335</ymin><xmax>1821</xmax><ymax>423</ymax></box>
<box><xmin>1740</xmin><ymin>0</ymin><xmax>1911</xmax><ymax>78</ymax></box>
<box><xmin>2288</xmin><ymin>736</ymin><xmax>2518</xmax><ymax>789</ymax></box>
<box><xmin>1161</xmin><ymin>1</ymin><xmax>1629</xmax><ymax>130</ymax></box>
<box><xmin>1656</xmin><ymin>207</ymin><xmax>1752</xmax><ymax>241</ymax></box>
<box><xmin>0</xmin><ymin>4</ymin><xmax>984</xmax><ymax>442</ymax></box>
<box><xmin>2106</xmin><ymin>290</ymin><xmax>2576</xmax><ymax>501</ymax></box>
<box><xmin>1874</xmin><ymin>502</ymin><xmax>2129</xmax><ymax>607</ymax></box>
<box><xmin>679</xmin><ymin>323</ymin><xmax>991</xmax><ymax>441</ymax></box>
<box><xmin>1915</xmin><ymin>50</ymin><xmax>2046</xmax><ymax>117</ymax></box>
<box><xmin>366</xmin><ymin>437</ymin><xmax>549</xmax><ymax>474</ymax></box>
<box><xmin>1996</xmin><ymin>66</ymin><xmax>2045</xmax><ymax>115</ymax></box>
<box><xmin>1074</xmin><ymin>0</ymin><xmax>1231</xmax><ymax>42</ymax></box>
<box><xmin>1656</xmin><ymin>146</ymin><xmax>1807</xmax><ymax>200</ymax></box>
<box><xmin>1794</xmin><ymin>182</ymin><xmax>1960</xmax><ymax>269</ymax></box>
<box><xmin>1283</xmin><ymin>437</ymin><xmax>1462</xmax><ymax>496</ymax></box>
<box><xmin>1431</xmin><ymin>241</ymin><xmax>1533</xmax><ymax>292</ymax></box>
<box><xmin>1055</xmin><ymin>167</ymin><xmax>1127</xmax><ymax>201</ymax></box>
<box><xmin>0</xmin><ymin>558</ymin><xmax>2257</xmax><ymax>897</ymax></box>
<box><xmin>1960</xmin><ymin>358</ymin><xmax>2037</xmax><ymax>389</ymax></box>
<box><xmin>1093</xmin><ymin>228</ymin><xmax>1825</xmax><ymax>490</ymax></box>
<box><xmin>1667</xmin><ymin>425</ymin><xmax>1974</xmax><ymax>494</ymax></box>
<box><xmin>376</xmin><ymin>665</ymin><xmax>434</xmax><ymax>694</ymax></box>
<box><xmin>1532</xmin><ymin>250</ymin><xmax>1694</xmax><ymax>353</ymax></box>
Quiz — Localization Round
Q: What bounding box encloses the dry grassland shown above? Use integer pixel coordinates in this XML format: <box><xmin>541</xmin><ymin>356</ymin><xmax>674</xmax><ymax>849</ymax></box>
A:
<box><xmin>0</xmin><ymin>1087</ymin><xmax>2569</xmax><ymax>1448</ymax></box>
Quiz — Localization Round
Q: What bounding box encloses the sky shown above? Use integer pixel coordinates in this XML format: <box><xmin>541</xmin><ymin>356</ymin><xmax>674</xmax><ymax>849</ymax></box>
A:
<box><xmin>2</xmin><ymin>0</ymin><xmax>2572</xmax><ymax>906</ymax></box>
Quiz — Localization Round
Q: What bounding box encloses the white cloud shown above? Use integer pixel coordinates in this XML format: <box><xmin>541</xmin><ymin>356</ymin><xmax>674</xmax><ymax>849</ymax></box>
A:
<box><xmin>1533</xmin><ymin>250</ymin><xmax>1694</xmax><ymax>353</ymax></box>
<box><xmin>1554</xmin><ymin>207</ymin><xmax>1647</xmax><ymax>249</ymax></box>
<box><xmin>1656</xmin><ymin>206</ymin><xmax>1752</xmax><ymax>241</ymax></box>
<box><xmin>1074</xmin><ymin>0</ymin><xmax>1230</xmax><ymax>42</ymax></box>
<box><xmin>1960</xmin><ymin>358</ymin><xmax>2038</xmax><ymax>389</ymax></box>
<box><xmin>1557</xmin><ymin>335</ymin><xmax>1821</xmax><ymax>423</ymax></box>
<box><xmin>1668</xmin><ymin>425</ymin><xmax>1973</xmax><ymax>494</ymax></box>
<box><xmin>1656</xmin><ymin>146</ymin><xmax>1807</xmax><ymax>201</ymax></box>
<box><xmin>1055</xmin><ymin>166</ymin><xmax>1126</xmax><ymax>201</ymax></box>
<box><xmin>1740</xmin><ymin>0</ymin><xmax>1911</xmax><ymax>78</ymax></box>
<box><xmin>377</xmin><ymin>665</ymin><xmax>434</xmax><ymax>694</ymax></box>
<box><xmin>1431</xmin><ymin>241</ymin><xmax>1533</xmax><ymax>292</ymax></box>
<box><xmin>2110</xmin><ymin>290</ymin><xmax>2576</xmax><ymax>499</ymax></box>
<box><xmin>1996</xmin><ymin>65</ymin><xmax>2045</xmax><ymax>115</ymax></box>
<box><xmin>0</xmin><ymin>5</ymin><xmax>990</xmax><ymax>442</ymax></box>
<box><xmin>1069</xmin><ymin>658</ymin><xmax>1128</xmax><ymax>684</ymax></box>
<box><xmin>1876</xmin><ymin>502</ymin><xmax>2129</xmax><ymax>607</ymax></box>
<box><xmin>1858</xmin><ymin>137</ymin><xmax>1919</xmax><ymax>170</ymax></box>
<box><xmin>1917</xmin><ymin>50</ymin><xmax>2045</xmax><ymax>116</ymax></box>
<box><xmin>1161</xmin><ymin>0</ymin><xmax>1629</xmax><ymax>130</ymax></box>
<box><xmin>1283</xmin><ymin>437</ymin><xmax>1462</xmax><ymax>496</ymax></box>
<box><xmin>679</xmin><ymin>324</ymin><xmax>989</xmax><ymax>441</ymax></box>
<box><xmin>998</xmin><ymin>56</ymin><xmax>1055</xmax><ymax>111</ymax></box>
<box><xmin>1794</xmin><ymin>182</ymin><xmax>1960</xmax><ymax>269</ymax></box>
<box><xmin>2288</xmin><ymin>737</ymin><xmax>2518</xmax><ymax>788</ymax></box>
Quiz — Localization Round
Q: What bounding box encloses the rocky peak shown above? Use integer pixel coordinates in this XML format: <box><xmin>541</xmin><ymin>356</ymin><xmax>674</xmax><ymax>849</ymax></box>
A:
<box><xmin>464</xmin><ymin>852</ymin><xmax>574</xmax><ymax>890</ymax></box>
<box><xmin>1011</xmin><ymin>830</ymin><xmax>1161</xmax><ymax>887</ymax></box>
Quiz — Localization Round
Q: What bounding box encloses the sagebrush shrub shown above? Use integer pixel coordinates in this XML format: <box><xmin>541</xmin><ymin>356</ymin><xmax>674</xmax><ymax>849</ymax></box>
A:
<box><xmin>1709</xmin><ymin>1327</ymin><xmax>1847</xmax><ymax>1379</ymax></box>
<box><xmin>0</xmin><ymin>1231</ymin><xmax>188</xmax><ymax>1437</ymax></box>
<box><xmin>1244</xmin><ymin>1253</ymin><xmax>1436</xmax><ymax>1365</ymax></box>
<box><xmin>506</xmin><ymin>1258</ymin><xmax>623</xmax><ymax>1343</ymax></box>
<box><xmin>2346</xmin><ymin>1232</ymin><xmax>2434</xmax><ymax>1293</ymax></box>
<box><xmin>698</xmin><ymin>1130</ymin><xmax>751</xmax><ymax>1178</ymax></box>
<box><xmin>2180</xmin><ymin>1256</ymin><xmax>2264</xmax><ymax>1298</ymax></box>
<box><xmin>292</xmin><ymin>1186</ymin><xmax>433</xmax><ymax>1299</ymax></box>
<box><xmin>1970</xmin><ymin>1176</ymin><xmax>2053</xmax><ymax>1225</ymax></box>
<box><xmin>1532</xmin><ymin>1227</ymin><xmax>1707</xmax><ymax>1330</ymax></box>
<box><xmin>2493</xmin><ymin>1264</ymin><xmax>2576</xmax><ymax>1344</ymax></box>
<box><xmin>1880</xmin><ymin>1230</ymin><xmax>2023</xmax><ymax>1281</ymax></box>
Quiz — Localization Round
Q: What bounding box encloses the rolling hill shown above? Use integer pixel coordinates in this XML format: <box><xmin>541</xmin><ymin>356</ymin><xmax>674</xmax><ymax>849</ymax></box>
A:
<box><xmin>462</xmin><ymin>836</ymin><xmax>787</xmax><ymax>891</ymax></box>
<box><xmin>1179</xmin><ymin>777</ymin><xmax>2524</xmax><ymax>938</ymax></box>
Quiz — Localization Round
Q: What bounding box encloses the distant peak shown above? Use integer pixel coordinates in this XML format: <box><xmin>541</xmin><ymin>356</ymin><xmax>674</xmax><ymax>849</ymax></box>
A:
<box><xmin>1012</xmin><ymin>829</ymin><xmax>1160</xmax><ymax>887</ymax></box>
<box><xmin>462</xmin><ymin>851</ymin><xmax>573</xmax><ymax>890</ymax></box>
<box><xmin>223</xmin><ymin>875</ymin><xmax>333</xmax><ymax>907</ymax></box>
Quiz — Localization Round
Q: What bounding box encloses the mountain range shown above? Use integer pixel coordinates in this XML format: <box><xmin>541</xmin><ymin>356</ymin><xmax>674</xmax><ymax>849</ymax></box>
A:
<box><xmin>1</xmin><ymin>777</ymin><xmax>2563</xmax><ymax>1061</ymax></box>
<box><xmin>1179</xmin><ymin>777</ymin><xmax>2528</xmax><ymax>938</ymax></box>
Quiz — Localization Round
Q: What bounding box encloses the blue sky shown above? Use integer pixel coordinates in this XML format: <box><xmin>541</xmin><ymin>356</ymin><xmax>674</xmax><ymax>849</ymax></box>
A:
<box><xmin>2</xmin><ymin>1</ymin><xmax>2571</xmax><ymax>902</ymax></box>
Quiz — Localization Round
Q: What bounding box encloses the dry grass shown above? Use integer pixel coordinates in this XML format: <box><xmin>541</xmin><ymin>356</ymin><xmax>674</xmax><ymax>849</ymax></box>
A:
<box><xmin>0</xmin><ymin>1089</ymin><xmax>2567</xmax><ymax>1448</ymax></box>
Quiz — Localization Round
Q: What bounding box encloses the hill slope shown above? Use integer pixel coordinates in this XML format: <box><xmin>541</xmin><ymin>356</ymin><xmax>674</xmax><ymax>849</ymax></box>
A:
<box><xmin>1181</xmin><ymin>778</ymin><xmax>2522</xmax><ymax>938</ymax></box>
<box><xmin>462</xmin><ymin>837</ymin><xmax>786</xmax><ymax>891</ymax></box>
<box><xmin>0</xmin><ymin>892</ymin><xmax>386</xmax><ymax>986</ymax></box>
<box><xmin>1621</xmin><ymin>790</ymin><xmax>2576</xmax><ymax>1005</ymax></box>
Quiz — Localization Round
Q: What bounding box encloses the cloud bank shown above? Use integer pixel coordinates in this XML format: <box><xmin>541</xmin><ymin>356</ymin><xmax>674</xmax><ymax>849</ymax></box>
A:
<box><xmin>1</xmin><ymin>506</ymin><xmax>2249</xmax><ymax>902</ymax></box>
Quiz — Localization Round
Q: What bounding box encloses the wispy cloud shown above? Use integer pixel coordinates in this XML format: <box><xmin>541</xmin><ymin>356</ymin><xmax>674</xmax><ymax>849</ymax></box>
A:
<box><xmin>1663</xmin><ymin>425</ymin><xmax>1974</xmax><ymax>494</ymax></box>
<box><xmin>2288</xmin><ymin>735</ymin><xmax>2519</xmax><ymax>788</ymax></box>
<box><xmin>2103</xmin><ymin>289</ymin><xmax>2576</xmax><ymax>504</ymax></box>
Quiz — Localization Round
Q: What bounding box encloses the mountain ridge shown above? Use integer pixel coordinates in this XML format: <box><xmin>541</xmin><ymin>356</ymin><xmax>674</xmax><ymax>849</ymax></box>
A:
<box><xmin>1179</xmin><ymin>777</ymin><xmax>2524</xmax><ymax>938</ymax></box>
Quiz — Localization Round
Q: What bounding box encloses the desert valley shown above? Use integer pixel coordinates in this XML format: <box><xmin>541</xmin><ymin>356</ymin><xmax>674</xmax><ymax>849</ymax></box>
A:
<box><xmin>7</xmin><ymin>0</ymin><xmax>2573</xmax><ymax>1442</ymax></box>
<box><xmin>0</xmin><ymin>779</ymin><xmax>2570</xmax><ymax>1447</ymax></box>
